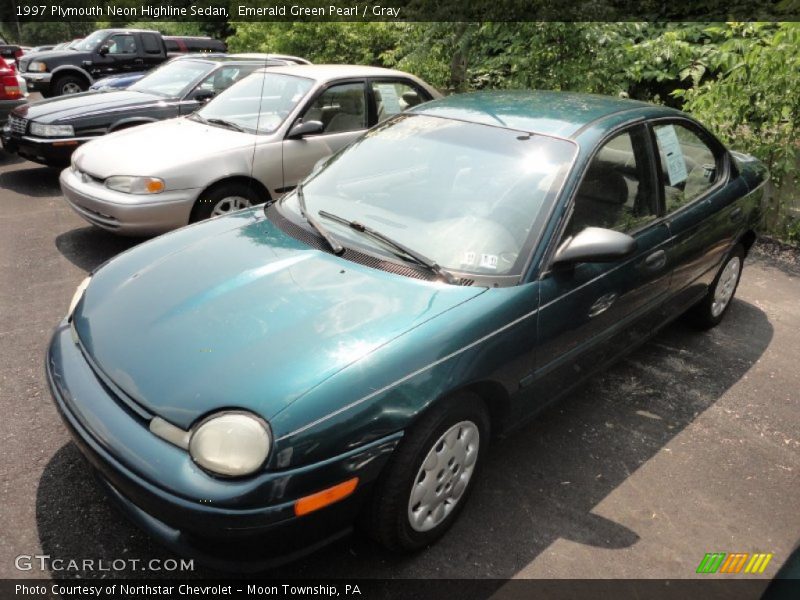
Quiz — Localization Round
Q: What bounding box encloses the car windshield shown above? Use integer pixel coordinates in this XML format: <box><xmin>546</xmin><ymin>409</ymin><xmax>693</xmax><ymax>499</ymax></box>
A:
<box><xmin>195</xmin><ymin>72</ymin><xmax>313</xmax><ymax>135</ymax></box>
<box><xmin>130</xmin><ymin>59</ymin><xmax>211</xmax><ymax>97</ymax></box>
<box><xmin>280</xmin><ymin>113</ymin><xmax>577</xmax><ymax>278</ymax></box>
<box><xmin>70</xmin><ymin>31</ymin><xmax>107</xmax><ymax>52</ymax></box>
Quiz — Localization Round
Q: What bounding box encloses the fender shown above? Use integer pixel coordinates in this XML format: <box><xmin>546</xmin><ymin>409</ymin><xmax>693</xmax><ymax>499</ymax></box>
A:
<box><xmin>108</xmin><ymin>118</ymin><xmax>157</xmax><ymax>133</ymax></box>
<box><xmin>50</xmin><ymin>65</ymin><xmax>94</xmax><ymax>84</ymax></box>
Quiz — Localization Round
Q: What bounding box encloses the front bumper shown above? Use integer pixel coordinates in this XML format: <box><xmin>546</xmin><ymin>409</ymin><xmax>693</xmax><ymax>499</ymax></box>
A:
<box><xmin>46</xmin><ymin>321</ymin><xmax>401</xmax><ymax>567</ymax></box>
<box><xmin>22</xmin><ymin>71</ymin><xmax>52</xmax><ymax>92</ymax></box>
<box><xmin>1</xmin><ymin>130</ymin><xmax>92</xmax><ymax>166</ymax></box>
<box><xmin>59</xmin><ymin>167</ymin><xmax>200</xmax><ymax>236</ymax></box>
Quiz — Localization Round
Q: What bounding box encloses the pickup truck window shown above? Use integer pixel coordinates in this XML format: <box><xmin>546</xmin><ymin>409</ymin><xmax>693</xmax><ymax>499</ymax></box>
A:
<box><xmin>72</xmin><ymin>31</ymin><xmax>108</xmax><ymax>52</ymax></box>
<box><xmin>142</xmin><ymin>34</ymin><xmax>162</xmax><ymax>55</ymax></box>
<box><xmin>107</xmin><ymin>34</ymin><xmax>137</xmax><ymax>55</ymax></box>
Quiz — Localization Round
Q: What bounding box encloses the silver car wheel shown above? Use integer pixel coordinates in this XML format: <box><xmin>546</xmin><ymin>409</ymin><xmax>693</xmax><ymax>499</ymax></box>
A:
<box><xmin>211</xmin><ymin>196</ymin><xmax>252</xmax><ymax>216</ymax></box>
<box><xmin>407</xmin><ymin>420</ymin><xmax>479</xmax><ymax>532</ymax></box>
<box><xmin>711</xmin><ymin>256</ymin><xmax>741</xmax><ymax>317</ymax></box>
<box><xmin>61</xmin><ymin>81</ymin><xmax>83</xmax><ymax>94</ymax></box>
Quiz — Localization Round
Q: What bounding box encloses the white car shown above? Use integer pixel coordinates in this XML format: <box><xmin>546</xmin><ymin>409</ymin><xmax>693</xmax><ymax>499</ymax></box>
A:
<box><xmin>59</xmin><ymin>64</ymin><xmax>440</xmax><ymax>236</ymax></box>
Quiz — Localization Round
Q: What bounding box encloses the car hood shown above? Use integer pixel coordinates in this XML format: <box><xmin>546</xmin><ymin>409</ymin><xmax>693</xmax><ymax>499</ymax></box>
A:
<box><xmin>14</xmin><ymin>90</ymin><xmax>163</xmax><ymax>123</ymax></box>
<box><xmin>72</xmin><ymin>210</ymin><xmax>485</xmax><ymax>430</ymax></box>
<box><xmin>72</xmin><ymin>117</ymin><xmax>256</xmax><ymax>178</ymax></box>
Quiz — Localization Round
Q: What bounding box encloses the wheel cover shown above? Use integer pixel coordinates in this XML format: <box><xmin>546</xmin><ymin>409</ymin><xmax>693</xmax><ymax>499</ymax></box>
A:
<box><xmin>211</xmin><ymin>195</ymin><xmax>252</xmax><ymax>216</ymax></box>
<box><xmin>407</xmin><ymin>420</ymin><xmax>479</xmax><ymax>532</ymax></box>
<box><xmin>61</xmin><ymin>81</ymin><xmax>82</xmax><ymax>94</ymax></box>
<box><xmin>711</xmin><ymin>256</ymin><xmax>741</xmax><ymax>317</ymax></box>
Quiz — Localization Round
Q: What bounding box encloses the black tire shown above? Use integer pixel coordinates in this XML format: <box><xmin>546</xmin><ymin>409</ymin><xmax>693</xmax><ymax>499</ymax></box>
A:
<box><xmin>686</xmin><ymin>243</ymin><xmax>745</xmax><ymax>330</ymax></box>
<box><xmin>364</xmin><ymin>392</ymin><xmax>490</xmax><ymax>552</ymax></box>
<box><xmin>52</xmin><ymin>74</ymin><xmax>87</xmax><ymax>96</ymax></box>
<box><xmin>190</xmin><ymin>182</ymin><xmax>263</xmax><ymax>223</ymax></box>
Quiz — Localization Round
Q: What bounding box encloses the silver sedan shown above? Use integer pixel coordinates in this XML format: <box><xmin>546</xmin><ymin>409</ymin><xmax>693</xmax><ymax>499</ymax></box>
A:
<box><xmin>59</xmin><ymin>64</ymin><xmax>440</xmax><ymax>236</ymax></box>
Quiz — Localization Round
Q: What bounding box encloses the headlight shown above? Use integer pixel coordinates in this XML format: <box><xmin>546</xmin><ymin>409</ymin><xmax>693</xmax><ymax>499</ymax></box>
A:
<box><xmin>67</xmin><ymin>276</ymin><xmax>91</xmax><ymax>318</ymax></box>
<box><xmin>30</xmin><ymin>122</ymin><xmax>74</xmax><ymax>137</ymax></box>
<box><xmin>189</xmin><ymin>412</ymin><xmax>271</xmax><ymax>477</ymax></box>
<box><xmin>105</xmin><ymin>175</ymin><xmax>165</xmax><ymax>194</ymax></box>
<box><xmin>28</xmin><ymin>61</ymin><xmax>47</xmax><ymax>72</ymax></box>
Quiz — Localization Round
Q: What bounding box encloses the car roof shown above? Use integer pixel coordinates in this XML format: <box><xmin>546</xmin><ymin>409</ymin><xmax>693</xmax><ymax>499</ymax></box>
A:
<box><xmin>171</xmin><ymin>54</ymin><xmax>289</xmax><ymax>65</ymax></box>
<box><xmin>255</xmin><ymin>64</ymin><xmax>416</xmax><ymax>81</ymax></box>
<box><xmin>410</xmin><ymin>90</ymin><xmax>681</xmax><ymax>139</ymax></box>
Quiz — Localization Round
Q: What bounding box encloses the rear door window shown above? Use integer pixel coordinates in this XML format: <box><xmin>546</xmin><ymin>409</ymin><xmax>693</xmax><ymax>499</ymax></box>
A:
<box><xmin>370</xmin><ymin>80</ymin><xmax>428</xmax><ymax>122</ymax></box>
<box><xmin>653</xmin><ymin>122</ymin><xmax>721</xmax><ymax>213</ymax></box>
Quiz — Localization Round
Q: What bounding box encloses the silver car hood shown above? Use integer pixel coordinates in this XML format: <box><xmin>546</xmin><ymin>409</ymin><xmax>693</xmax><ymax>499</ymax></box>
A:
<box><xmin>73</xmin><ymin>118</ymin><xmax>260</xmax><ymax>179</ymax></box>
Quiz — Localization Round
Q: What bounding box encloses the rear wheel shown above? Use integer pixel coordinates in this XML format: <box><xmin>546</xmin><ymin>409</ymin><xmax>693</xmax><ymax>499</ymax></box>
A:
<box><xmin>365</xmin><ymin>392</ymin><xmax>489</xmax><ymax>551</ymax></box>
<box><xmin>190</xmin><ymin>182</ymin><xmax>262</xmax><ymax>223</ymax></box>
<box><xmin>52</xmin><ymin>74</ymin><xmax>87</xmax><ymax>96</ymax></box>
<box><xmin>686</xmin><ymin>244</ymin><xmax>745</xmax><ymax>329</ymax></box>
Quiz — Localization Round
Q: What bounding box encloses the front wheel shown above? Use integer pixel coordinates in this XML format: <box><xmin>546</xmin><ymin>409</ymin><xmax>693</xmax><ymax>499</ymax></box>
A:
<box><xmin>52</xmin><ymin>75</ymin><xmax>87</xmax><ymax>96</ymax></box>
<box><xmin>365</xmin><ymin>392</ymin><xmax>489</xmax><ymax>551</ymax></box>
<box><xmin>686</xmin><ymin>244</ymin><xmax>745</xmax><ymax>329</ymax></box>
<box><xmin>190</xmin><ymin>182</ymin><xmax>262</xmax><ymax>223</ymax></box>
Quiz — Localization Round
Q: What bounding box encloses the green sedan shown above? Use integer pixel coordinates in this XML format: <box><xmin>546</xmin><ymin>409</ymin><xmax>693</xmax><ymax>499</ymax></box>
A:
<box><xmin>47</xmin><ymin>90</ymin><xmax>766</xmax><ymax>567</ymax></box>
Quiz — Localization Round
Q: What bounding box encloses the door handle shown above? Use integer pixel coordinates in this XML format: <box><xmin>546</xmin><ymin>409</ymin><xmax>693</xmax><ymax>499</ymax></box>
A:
<box><xmin>133</xmin><ymin>58</ymin><xmax>144</xmax><ymax>64</ymax></box>
<box><xmin>589</xmin><ymin>292</ymin><xmax>618</xmax><ymax>318</ymax></box>
<box><xmin>643</xmin><ymin>249</ymin><xmax>667</xmax><ymax>271</ymax></box>
<box><xmin>730</xmin><ymin>206</ymin><xmax>743</xmax><ymax>222</ymax></box>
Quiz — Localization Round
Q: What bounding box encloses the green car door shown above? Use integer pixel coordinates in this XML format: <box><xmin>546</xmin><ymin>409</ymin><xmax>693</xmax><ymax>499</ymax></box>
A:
<box><xmin>532</xmin><ymin>123</ymin><xmax>672</xmax><ymax>403</ymax></box>
<box><xmin>650</xmin><ymin>119</ymin><xmax>751</xmax><ymax>318</ymax></box>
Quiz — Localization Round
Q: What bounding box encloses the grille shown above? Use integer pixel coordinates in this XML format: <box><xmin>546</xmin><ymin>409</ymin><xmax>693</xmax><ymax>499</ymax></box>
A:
<box><xmin>266</xmin><ymin>204</ymin><xmax>473</xmax><ymax>286</ymax></box>
<box><xmin>7</xmin><ymin>114</ymin><xmax>27</xmax><ymax>135</ymax></box>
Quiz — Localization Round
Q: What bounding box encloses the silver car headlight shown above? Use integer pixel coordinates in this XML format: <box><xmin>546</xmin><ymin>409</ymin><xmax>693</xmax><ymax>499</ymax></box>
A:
<box><xmin>28</xmin><ymin>61</ymin><xmax>47</xmax><ymax>72</ymax></box>
<box><xmin>30</xmin><ymin>122</ymin><xmax>74</xmax><ymax>137</ymax></box>
<box><xmin>188</xmin><ymin>412</ymin><xmax>271</xmax><ymax>477</ymax></box>
<box><xmin>67</xmin><ymin>276</ymin><xmax>91</xmax><ymax>318</ymax></box>
<box><xmin>105</xmin><ymin>175</ymin><xmax>165</xmax><ymax>194</ymax></box>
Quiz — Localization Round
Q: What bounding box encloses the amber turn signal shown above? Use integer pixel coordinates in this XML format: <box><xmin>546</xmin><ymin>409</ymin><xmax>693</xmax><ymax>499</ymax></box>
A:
<box><xmin>294</xmin><ymin>477</ymin><xmax>359</xmax><ymax>517</ymax></box>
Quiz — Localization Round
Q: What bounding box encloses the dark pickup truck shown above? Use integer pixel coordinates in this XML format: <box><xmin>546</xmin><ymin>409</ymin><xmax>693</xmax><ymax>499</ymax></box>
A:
<box><xmin>18</xmin><ymin>29</ymin><xmax>225</xmax><ymax>97</ymax></box>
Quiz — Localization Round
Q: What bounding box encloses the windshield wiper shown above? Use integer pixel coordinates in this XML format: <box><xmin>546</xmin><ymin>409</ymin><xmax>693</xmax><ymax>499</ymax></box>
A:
<box><xmin>318</xmin><ymin>210</ymin><xmax>458</xmax><ymax>284</ymax></box>
<box><xmin>297</xmin><ymin>184</ymin><xmax>344</xmax><ymax>255</ymax></box>
<box><xmin>189</xmin><ymin>112</ymin><xmax>207</xmax><ymax>124</ymax></box>
<box><xmin>205</xmin><ymin>118</ymin><xmax>245</xmax><ymax>133</ymax></box>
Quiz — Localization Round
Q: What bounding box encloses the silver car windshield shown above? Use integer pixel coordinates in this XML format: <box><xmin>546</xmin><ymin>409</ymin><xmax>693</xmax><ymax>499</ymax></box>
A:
<box><xmin>196</xmin><ymin>72</ymin><xmax>314</xmax><ymax>135</ymax></box>
<box><xmin>282</xmin><ymin>113</ymin><xmax>577</xmax><ymax>278</ymax></box>
<box><xmin>129</xmin><ymin>60</ymin><xmax>211</xmax><ymax>97</ymax></box>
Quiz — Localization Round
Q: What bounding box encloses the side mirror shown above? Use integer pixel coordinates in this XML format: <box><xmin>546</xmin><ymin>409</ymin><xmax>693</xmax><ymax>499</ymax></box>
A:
<box><xmin>192</xmin><ymin>90</ymin><xmax>214</xmax><ymax>103</ymax></box>
<box><xmin>98</xmin><ymin>45</ymin><xmax>110</xmax><ymax>57</ymax></box>
<box><xmin>553</xmin><ymin>227</ymin><xmax>637</xmax><ymax>265</ymax></box>
<box><xmin>287</xmin><ymin>120</ymin><xmax>324</xmax><ymax>140</ymax></box>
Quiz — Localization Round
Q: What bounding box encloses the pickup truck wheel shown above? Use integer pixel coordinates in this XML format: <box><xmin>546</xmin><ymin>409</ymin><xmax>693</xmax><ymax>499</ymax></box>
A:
<box><xmin>53</xmin><ymin>75</ymin><xmax>87</xmax><ymax>96</ymax></box>
<box><xmin>364</xmin><ymin>392</ymin><xmax>489</xmax><ymax>552</ymax></box>
<box><xmin>686</xmin><ymin>243</ymin><xmax>745</xmax><ymax>329</ymax></box>
<box><xmin>190</xmin><ymin>182</ymin><xmax>261</xmax><ymax>223</ymax></box>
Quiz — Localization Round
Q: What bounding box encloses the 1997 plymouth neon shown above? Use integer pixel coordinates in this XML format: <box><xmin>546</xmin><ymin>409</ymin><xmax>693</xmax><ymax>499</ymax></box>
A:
<box><xmin>47</xmin><ymin>91</ymin><xmax>766</xmax><ymax>567</ymax></box>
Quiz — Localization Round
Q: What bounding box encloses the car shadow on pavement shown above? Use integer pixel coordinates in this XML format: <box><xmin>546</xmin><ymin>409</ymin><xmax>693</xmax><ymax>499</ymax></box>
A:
<box><xmin>35</xmin><ymin>298</ymin><xmax>773</xmax><ymax>579</ymax></box>
<box><xmin>0</xmin><ymin>151</ymin><xmax>24</xmax><ymax>165</ymax></box>
<box><xmin>55</xmin><ymin>226</ymin><xmax>142</xmax><ymax>273</ymax></box>
<box><xmin>0</xmin><ymin>163</ymin><xmax>61</xmax><ymax>197</ymax></box>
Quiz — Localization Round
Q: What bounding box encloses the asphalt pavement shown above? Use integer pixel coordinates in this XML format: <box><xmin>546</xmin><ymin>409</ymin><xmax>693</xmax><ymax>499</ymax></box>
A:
<box><xmin>0</xmin><ymin>147</ymin><xmax>798</xmax><ymax>585</ymax></box>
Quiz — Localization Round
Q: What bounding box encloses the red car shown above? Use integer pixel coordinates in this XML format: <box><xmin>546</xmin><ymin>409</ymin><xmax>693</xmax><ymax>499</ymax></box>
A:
<box><xmin>0</xmin><ymin>57</ymin><xmax>26</xmax><ymax>130</ymax></box>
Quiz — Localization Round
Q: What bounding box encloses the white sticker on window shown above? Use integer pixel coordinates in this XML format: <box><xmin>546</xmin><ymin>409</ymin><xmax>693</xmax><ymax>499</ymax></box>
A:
<box><xmin>656</xmin><ymin>125</ymin><xmax>688</xmax><ymax>186</ymax></box>
<box><xmin>375</xmin><ymin>84</ymin><xmax>402</xmax><ymax>114</ymax></box>
<box><xmin>462</xmin><ymin>251</ymin><xmax>476</xmax><ymax>266</ymax></box>
<box><xmin>479</xmin><ymin>254</ymin><xmax>498</xmax><ymax>270</ymax></box>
